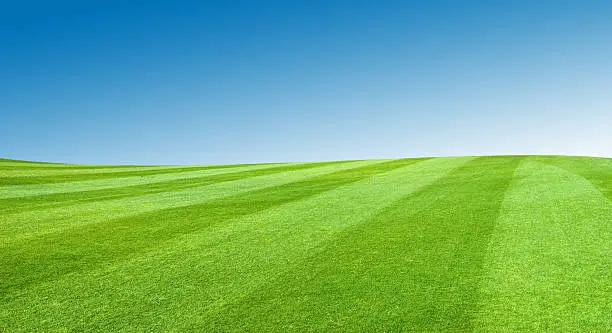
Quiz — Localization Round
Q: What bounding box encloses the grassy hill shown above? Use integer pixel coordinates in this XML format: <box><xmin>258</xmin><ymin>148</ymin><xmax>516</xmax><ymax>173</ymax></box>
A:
<box><xmin>0</xmin><ymin>155</ymin><xmax>610</xmax><ymax>331</ymax></box>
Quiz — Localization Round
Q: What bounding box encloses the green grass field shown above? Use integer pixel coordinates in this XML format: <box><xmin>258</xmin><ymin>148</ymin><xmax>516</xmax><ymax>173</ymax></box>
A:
<box><xmin>1</xmin><ymin>155</ymin><xmax>610</xmax><ymax>332</ymax></box>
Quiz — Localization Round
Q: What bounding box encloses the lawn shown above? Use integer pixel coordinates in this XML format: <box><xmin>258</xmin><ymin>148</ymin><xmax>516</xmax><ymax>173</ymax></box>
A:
<box><xmin>0</xmin><ymin>155</ymin><xmax>610</xmax><ymax>331</ymax></box>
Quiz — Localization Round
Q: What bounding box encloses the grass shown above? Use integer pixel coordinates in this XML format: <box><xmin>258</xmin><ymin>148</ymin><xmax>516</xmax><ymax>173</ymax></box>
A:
<box><xmin>0</xmin><ymin>155</ymin><xmax>610</xmax><ymax>332</ymax></box>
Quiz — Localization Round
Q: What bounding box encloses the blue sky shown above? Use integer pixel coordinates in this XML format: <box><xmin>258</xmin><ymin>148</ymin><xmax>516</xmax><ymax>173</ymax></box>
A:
<box><xmin>2</xmin><ymin>0</ymin><xmax>611</xmax><ymax>164</ymax></box>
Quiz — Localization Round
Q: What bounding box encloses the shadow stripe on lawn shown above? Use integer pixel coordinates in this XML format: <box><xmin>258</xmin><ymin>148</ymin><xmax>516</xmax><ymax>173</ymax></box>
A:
<box><xmin>0</xmin><ymin>161</ymin><xmax>351</xmax><ymax>214</ymax></box>
<box><xmin>206</xmin><ymin>156</ymin><xmax>523</xmax><ymax>332</ymax></box>
<box><xmin>0</xmin><ymin>158</ymin><xmax>426</xmax><ymax>294</ymax></box>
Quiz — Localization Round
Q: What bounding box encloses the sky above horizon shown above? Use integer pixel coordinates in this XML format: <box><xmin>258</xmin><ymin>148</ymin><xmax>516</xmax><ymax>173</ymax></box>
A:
<box><xmin>2</xmin><ymin>0</ymin><xmax>611</xmax><ymax>164</ymax></box>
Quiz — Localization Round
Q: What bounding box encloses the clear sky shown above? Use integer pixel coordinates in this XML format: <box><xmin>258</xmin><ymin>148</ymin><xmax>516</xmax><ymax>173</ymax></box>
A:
<box><xmin>2</xmin><ymin>1</ymin><xmax>611</xmax><ymax>164</ymax></box>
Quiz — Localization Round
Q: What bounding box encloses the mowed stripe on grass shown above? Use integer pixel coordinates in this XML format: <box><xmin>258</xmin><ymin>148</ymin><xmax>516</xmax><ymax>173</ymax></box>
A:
<box><xmin>0</xmin><ymin>160</ymin><xmax>351</xmax><ymax>213</ymax></box>
<box><xmin>0</xmin><ymin>163</ymin><xmax>276</xmax><ymax>185</ymax></box>
<box><xmin>207</xmin><ymin>156</ymin><xmax>522</xmax><ymax>331</ymax></box>
<box><xmin>474</xmin><ymin>159</ymin><xmax>611</xmax><ymax>331</ymax></box>
<box><xmin>0</xmin><ymin>159</ymin><xmax>374</xmax><ymax>243</ymax></box>
<box><xmin>0</xmin><ymin>156</ymin><xmax>610</xmax><ymax>332</ymax></box>
<box><xmin>0</xmin><ymin>162</ymin><xmax>282</xmax><ymax>199</ymax></box>
<box><xmin>1</xmin><ymin>158</ymin><xmax>422</xmax><ymax>293</ymax></box>
<box><xmin>0</xmin><ymin>157</ymin><xmax>469</xmax><ymax>331</ymax></box>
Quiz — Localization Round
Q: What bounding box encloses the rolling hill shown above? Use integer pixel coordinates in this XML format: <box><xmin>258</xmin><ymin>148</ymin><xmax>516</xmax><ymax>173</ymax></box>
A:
<box><xmin>0</xmin><ymin>155</ymin><xmax>610</xmax><ymax>331</ymax></box>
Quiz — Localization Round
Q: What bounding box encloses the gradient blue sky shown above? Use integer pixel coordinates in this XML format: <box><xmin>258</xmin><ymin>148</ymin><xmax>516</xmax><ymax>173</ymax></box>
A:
<box><xmin>2</xmin><ymin>0</ymin><xmax>611</xmax><ymax>164</ymax></box>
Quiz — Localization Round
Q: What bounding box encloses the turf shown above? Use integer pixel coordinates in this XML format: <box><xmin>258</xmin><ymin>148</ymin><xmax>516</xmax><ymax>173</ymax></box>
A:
<box><xmin>0</xmin><ymin>156</ymin><xmax>610</xmax><ymax>332</ymax></box>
